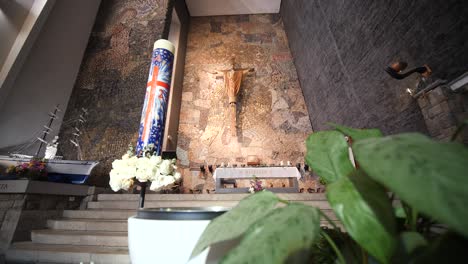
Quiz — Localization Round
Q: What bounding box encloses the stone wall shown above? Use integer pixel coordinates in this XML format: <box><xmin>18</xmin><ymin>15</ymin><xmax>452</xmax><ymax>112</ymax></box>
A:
<box><xmin>417</xmin><ymin>86</ymin><xmax>468</xmax><ymax>143</ymax></box>
<box><xmin>281</xmin><ymin>0</ymin><xmax>468</xmax><ymax>134</ymax></box>
<box><xmin>177</xmin><ymin>15</ymin><xmax>314</xmax><ymax>191</ymax></box>
<box><xmin>58</xmin><ymin>0</ymin><xmax>173</xmax><ymax>186</ymax></box>
<box><xmin>0</xmin><ymin>193</ymin><xmax>83</xmax><ymax>253</ymax></box>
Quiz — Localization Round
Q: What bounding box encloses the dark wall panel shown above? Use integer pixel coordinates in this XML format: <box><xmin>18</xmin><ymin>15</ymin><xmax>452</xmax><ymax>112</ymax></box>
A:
<box><xmin>281</xmin><ymin>0</ymin><xmax>468</xmax><ymax>133</ymax></box>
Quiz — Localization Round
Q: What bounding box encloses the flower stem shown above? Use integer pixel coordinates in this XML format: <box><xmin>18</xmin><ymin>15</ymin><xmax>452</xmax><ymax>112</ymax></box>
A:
<box><xmin>322</xmin><ymin>230</ymin><xmax>346</xmax><ymax>264</ymax></box>
<box><xmin>361</xmin><ymin>247</ymin><xmax>368</xmax><ymax>264</ymax></box>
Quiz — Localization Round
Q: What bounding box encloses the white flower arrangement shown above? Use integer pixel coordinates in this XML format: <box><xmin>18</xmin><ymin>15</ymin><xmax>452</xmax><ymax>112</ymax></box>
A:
<box><xmin>109</xmin><ymin>144</ymin><xmax>181</xmax><ymax>192</ymax></box>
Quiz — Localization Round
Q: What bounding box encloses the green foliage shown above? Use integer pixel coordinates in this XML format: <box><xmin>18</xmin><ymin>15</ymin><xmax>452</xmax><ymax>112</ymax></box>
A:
<box><xmin>353</xmin><ymin>133</ymin><xmax>468</xmax><ymax>237</ymax></box>
<box><xmin>191</xmin><ymin>124</ymin><xmax>468</xmax><ymax>264</ymax></box>
<box><xmin>327</xmin><ymin>170</ymin><xmax>397</xmax><ymax>263</ymax></box>
<box><xmin>394</xmin><ymin>206</ymin><xmax>407</xmax><ymax>219</ymax></box>
<box><xmin>222</xmin><ymin>204</ymin><xmax>321</xmax><ymax>264</ymax></box>
<box><xmin>413</xmin><ymin>232</ymin><xmax>468</xmax><ymax>263</ymax></box>
<box><xmin>399</xmin><ymin>232</ymin><xmax>427</xmax><ymax>255</ymax></box>
<box><xmin>310</xmin><ymin>228</ymin><xmax>350</xmax><ymax>264</ymax></box>
<box><xmin>391</xmin><ymin>231</ymin><xmax>428</xmax><ymax>263</ymax></box>
<box><xmin>318</xmin><ymin>177</ymin><xmax>328</xmax><ymax>186</ymax></box>
<box><xmin>190</xmin><ymin>191</ymin><xmax>279</xmax><ymax>259</ymax></box>
<box><xmin>305</xmin><ymin>131</ymin><xmax>354</xmax><ymax>184</ymax></box>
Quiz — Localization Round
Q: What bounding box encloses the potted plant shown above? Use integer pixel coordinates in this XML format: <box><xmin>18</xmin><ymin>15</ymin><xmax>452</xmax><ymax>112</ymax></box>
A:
<box><xmin>189</xmin><ymin>123</ymin><xmax>468</xmax><ymax>263</ymax></box>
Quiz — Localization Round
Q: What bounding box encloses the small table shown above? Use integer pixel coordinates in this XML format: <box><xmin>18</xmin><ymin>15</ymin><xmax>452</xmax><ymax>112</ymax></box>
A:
<box><xmin>213</xmin><ymin>167</ymin><xmax>300</xmax><ymax>193</ymax></box>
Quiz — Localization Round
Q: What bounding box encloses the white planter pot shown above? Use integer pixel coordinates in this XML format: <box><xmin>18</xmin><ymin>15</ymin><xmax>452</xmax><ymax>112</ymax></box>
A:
<box><xmin>128</xmin><ymin>207</ymin><xmax>232</xmax><ymax>264</ymax></box>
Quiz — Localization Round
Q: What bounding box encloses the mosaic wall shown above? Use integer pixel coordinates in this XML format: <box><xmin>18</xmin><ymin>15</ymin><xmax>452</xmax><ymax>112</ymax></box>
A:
<box><xmin>58</xmin><ymin>0</ymin><xmax>171</xmax><ymax>186</ymax></box>
<box><xmin>177</xmin><ymin>15</ymin><xmax>315</xmax><ymax>192</ymax></box>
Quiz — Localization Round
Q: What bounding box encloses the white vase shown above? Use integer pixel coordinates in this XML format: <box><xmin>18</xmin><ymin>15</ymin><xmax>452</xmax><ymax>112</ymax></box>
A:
<box><xmin>128</xmin><ymin>207</ymin><xmax>233</xmax><ymax>264</ymax></box>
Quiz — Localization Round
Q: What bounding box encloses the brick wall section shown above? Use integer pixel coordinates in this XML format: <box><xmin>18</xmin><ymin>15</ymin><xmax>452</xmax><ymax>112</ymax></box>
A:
<box><xmin>281</xmin><ymin>0</ymin><xmax>468</xmax><ymax>134</ymax></box>
<box><xmin>58</xmin><ymin>0</ymin><xmax>173</xmax><ymax>186</ymax></box>
<box><xmin>177</xmin><ymin>15</ymin><xmax>315</xmax><ymax>192</ymax></box>
<box><xmin>417</xmin><ymin>87</ymin><xmax>468</xmax><ymax>143</ymax></box>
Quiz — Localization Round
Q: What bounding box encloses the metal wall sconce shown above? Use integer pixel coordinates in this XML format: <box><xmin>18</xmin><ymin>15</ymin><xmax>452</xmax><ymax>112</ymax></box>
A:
<box><xmin>385</xmin><ymin>61</ymin><xmax>432</xmax><ymax>80</ymax></box>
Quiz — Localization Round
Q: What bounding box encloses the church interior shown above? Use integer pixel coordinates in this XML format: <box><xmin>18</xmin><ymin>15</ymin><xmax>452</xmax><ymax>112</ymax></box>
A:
<box><xmin>0</xmin><ymin>0</ymin><xmax>467</xmax><ymax>263</ymax></box>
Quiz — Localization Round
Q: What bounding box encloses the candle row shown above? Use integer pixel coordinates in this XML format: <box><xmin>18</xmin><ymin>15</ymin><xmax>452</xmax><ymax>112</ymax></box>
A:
<box><xmin>198</xmin><ymin>163</ymin><xmax>310</xmax><ymax>173</ymax></box>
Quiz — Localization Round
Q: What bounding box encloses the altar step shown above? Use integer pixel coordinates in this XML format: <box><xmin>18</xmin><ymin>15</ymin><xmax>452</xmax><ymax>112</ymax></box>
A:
<box><xmin>7</xmin><ymin>242</ymin><xmax>129</xmax><ymax>263</ymax></box>
<box><xmin>96</xmin><ymin>193</ymin><xmax>326</xmax><ymax>201</ymax></box>
<box><xmin>47</xmin><ymin>218</ymin><xmax>128</xmax><ymax>232</ymax></box>
<box><xmin>88</xmin><ymin>193</ymin><xmax>331</xmax><ymax>210</ymax></box>
<box><xmin>31</xmin><ymin>230</ymin><xmax>128</xmax><ymax>247</ymax></box>
<box><xmin>60</xmin><ymin>209</ymin><xmax>338</xmax><ymax>221</ymax></box>
<box><xmin>5</xmin><ymin>193</ymin><xmax>338</xmax><ymax>264</ymax></box>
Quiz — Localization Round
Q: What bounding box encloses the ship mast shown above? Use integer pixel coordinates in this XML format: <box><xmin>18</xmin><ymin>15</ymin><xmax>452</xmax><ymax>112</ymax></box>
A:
<box><xmin>35</xmin><ymin>105</ymin><xmax>60</xmax><ymax>157</ymax></box>
<box><xmin>70</xmin><ymin>108</ymin><xmax>88</xmax><ymax>161</ymax></box>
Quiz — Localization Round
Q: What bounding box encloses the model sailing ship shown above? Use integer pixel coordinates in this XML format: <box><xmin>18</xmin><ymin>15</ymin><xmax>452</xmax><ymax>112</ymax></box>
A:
<box><xmin>0</xmin><ymin>105</ymin><xmax>98</xmax><ymax>184</ymax></box>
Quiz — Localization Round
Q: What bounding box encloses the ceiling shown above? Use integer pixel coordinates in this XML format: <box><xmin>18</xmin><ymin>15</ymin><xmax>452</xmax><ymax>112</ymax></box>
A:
<box><xmin>185</xmin><ymin>0</ymin><xmax>281</xmax><ymax>17</ymax></box>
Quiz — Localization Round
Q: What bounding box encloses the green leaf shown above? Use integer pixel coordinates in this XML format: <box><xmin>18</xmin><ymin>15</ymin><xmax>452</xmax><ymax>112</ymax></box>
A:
<box><xmin>190</xmin><ymin>191</ymin><xmax>279</xmax><ymax>259</ymax></box>
<box><xmin>310</xmin><ymin>228</ymin><xmax>357</xmax><ymax>264</ymax></box>
<box><xmin>327</xmin><ymin>170</ymin><xmax>397</xmax><ymax>263</ymax></box>
<box><xmin>400</xmin><ymin>232</ymin><xmax>427</xmax><ymax>254</ymax></box>
<box><xmin>329</xmin><ymin>123</ymin><xmax>383</xmax><ymax>141</ymax></box>
<box><xmin>394</xmin><ymin>206</ymin><xmax>407</xmax><ymax>218</ymax></box>
<box><xmin>413</xmin><ymin>232</ymin><xmax>468</xmax><ymax>264</ymax></box>
<box><xmin>305</xmin><ymin>131</ymin><xmax>355</xmax><ymax>183</ymax></box>
<box><xmin>221</xmin><ymin>203</ymin><xmax>321</xmax><ymax>264</ymax></box>
<box><xmin>392</xmin><ymin>232</ymin><xmax>428</xmax><ymax>263</ymax></box>
<box><xmin>353</xmin><ymin>133</ymin><xmax>468</xmax><ymax>237</ymax></box>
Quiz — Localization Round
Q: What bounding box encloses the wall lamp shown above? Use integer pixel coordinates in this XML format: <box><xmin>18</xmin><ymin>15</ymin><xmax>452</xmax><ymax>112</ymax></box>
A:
<box><xmin>385</xmin><ymin>61</ymin><xmax>432</xmax><ymax>80</ymax></box>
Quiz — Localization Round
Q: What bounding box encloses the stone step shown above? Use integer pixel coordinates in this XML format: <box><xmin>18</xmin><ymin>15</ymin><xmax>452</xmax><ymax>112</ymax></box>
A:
<box><xmin>31</xmin><ymin>230</ymin><xmax>128</xmax><ymax>247</ymax></box>
<box><xmin>47</xmin><ymin>218</ymin><xmax>127</xmax><ymax>231</ymax></box>
<box><xmin>97</xmin><ymin>193</ymin><xmax>327</xmax><ymax>201</ymax></box>
<box><xmin>62</xmin><ymin>208</ymin><xmax>337</xmax><ymax>221</ymax></box>
<box><xmin>6</xmin><ymin>242</ymin><xmax>130</xmax><ymax>264</ymax></box>
<box><xmin>50</xmin><ymin>216</ymin><xmax>341</xmax><ymax>231</ymax></box>
<box><xmin>87</xmin><ymin>200</ymin><xmax>331</xmax><ymax>210</ymax></box>
<box><xmin>63</xmin><ymin>209</ymin><xmax>136</xmax><ymax>220</ymax></box>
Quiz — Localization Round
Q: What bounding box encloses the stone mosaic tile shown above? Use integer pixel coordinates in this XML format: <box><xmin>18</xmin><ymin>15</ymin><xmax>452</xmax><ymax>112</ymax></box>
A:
<box><xmin>58</xmin><ymin>0</ymin><xmax>171</xmax><ymax>186</ymax></box>
<box><xmin>177</xmin><ymin>14</ymin><xmax>314</xmax><ymax>192</ymax></box>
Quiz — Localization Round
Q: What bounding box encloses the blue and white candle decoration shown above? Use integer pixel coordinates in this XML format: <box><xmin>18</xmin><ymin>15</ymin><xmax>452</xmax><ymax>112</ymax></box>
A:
<box><xmin>136</xmin><ymin>39</ymin><xmax>175</xmax><ymax>156</ymax></box>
